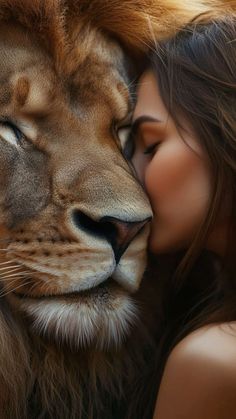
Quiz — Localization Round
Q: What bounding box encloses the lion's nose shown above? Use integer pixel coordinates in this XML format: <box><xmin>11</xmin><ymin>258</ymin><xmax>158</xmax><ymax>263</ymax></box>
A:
<box><xmin>101</xmin><ymin>216</ymin><xmax>150</xmax><ymax>263</ymax></box>
<box><xmin>72</xmin><ymin>211</ymin><xmax>151</xmax><ymax>263</ymax></box>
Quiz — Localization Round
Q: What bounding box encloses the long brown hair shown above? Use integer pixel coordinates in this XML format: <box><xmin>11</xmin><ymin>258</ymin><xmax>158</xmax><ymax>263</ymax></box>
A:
<box><xmin>148</xmin><ymin>14</ymin><xmax>236</xmax><ymax>358</ymax></box>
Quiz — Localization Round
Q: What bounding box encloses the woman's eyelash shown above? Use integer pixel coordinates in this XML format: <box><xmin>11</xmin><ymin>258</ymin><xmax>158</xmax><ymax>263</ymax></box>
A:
<box><xmin>143</xmin><ymin>142</ymin><xmax>159</xmax><ymax>155</ymax></box>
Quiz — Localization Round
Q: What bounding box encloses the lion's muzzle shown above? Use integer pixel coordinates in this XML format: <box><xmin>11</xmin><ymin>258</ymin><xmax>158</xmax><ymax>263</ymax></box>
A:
<box><xmin>72</xmin><ymin>210</ymin><xmax>151</xmax><ymax>263</ymax></box>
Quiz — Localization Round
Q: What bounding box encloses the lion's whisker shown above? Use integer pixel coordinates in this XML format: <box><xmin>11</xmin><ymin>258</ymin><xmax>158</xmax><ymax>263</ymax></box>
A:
<box><xmin>27</xmin><ymin>280</ymin><xmax>43</xmax><ymax>295</ymax></box>
<box><xmin>0</xmin><ymin>269</ymin><xmax>23</xmax><ymax>277</ymax></box>
<box><xmin>0</xmin><ymin>271</ymin><xmax>41</xmax><ymax>281</ymax></box>
<box><xmin>0</xmin><ymin>265</ymin><xmax>22</xmax><ymax>272</ymax></box>
<box><xmin>0</xmin><ymin>259</ymin><xmax>17</xmax><ymax>265</ymax></box>
<box><xmin>0</xmin><ymin>281</ymin><xmax>33</xmax><ymax>298</ymax></box>
<box><xmin>0</xmin><ymin>271</ymin><xmax>36</xmax><ymax>279</ymax></box>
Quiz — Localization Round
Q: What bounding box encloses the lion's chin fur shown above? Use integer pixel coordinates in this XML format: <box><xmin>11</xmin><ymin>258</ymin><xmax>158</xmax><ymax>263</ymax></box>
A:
<box><xmin>8</xmin><ymin>285</ymin><xmax>139</xmax><ymax>351</ymax></box>
<box><xmin>0</xmin><ymin>278</ymin><xmax>160</xmax><ymax>419</ymax></box>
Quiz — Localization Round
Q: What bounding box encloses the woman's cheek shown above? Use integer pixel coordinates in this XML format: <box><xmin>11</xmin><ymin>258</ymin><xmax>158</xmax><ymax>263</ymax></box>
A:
<box><xmin>144</xmin><ymin>145</ymin><xmax>206</xmax><ymax>216</ymax></box>
<box><xmin>144</xmin><ymin>149</ymin><xmax>181</xmax><ymax>204</ymax></box>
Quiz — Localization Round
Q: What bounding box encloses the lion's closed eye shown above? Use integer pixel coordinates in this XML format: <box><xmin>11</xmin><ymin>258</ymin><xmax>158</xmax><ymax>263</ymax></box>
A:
<box><xmin>116</xmin><ymin>125</ymin><xmax>131</xmax><ymax>150</ymax></box>
<box><xmin>0</xmin><ymin>119</ymin><xmax>24</xmax><ymax>147</ymax></box>
<box><xmin>116</xmin><ymin>125</ymin><xmax>136</xmax><ymax>160</ymax></box>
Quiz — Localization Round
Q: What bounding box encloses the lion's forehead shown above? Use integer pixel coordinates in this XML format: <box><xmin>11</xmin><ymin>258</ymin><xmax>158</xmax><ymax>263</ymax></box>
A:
<box><xmin>0</xmin><ymin>24</ymin><xmax>133</xmax><ymax>201</ymax></box>
<box><xmin>0</xmin><ymin>22</ymin><xmax>130</xmax><ymax>125</ymax></box>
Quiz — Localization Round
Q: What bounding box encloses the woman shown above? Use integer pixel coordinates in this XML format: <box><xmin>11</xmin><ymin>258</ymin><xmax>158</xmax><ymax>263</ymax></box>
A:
<box><xmin>125</xmin><ymin>14</ymin><xmax>236</xmax><ymax>418</ymax></box>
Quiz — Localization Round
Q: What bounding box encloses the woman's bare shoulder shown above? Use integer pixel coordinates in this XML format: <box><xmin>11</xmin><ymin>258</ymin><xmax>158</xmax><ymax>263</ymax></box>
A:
<box><xmin>173</xmin><ymin>322</ymin><xmax>236</xmax><ymax>365</ymax></box>
<box><xmin>153</xmin><ymin>323</ymin><xmax>236</xmax><ymax>419</ymax></box>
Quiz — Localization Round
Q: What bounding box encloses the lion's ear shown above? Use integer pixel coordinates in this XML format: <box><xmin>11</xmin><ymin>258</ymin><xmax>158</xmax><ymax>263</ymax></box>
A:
<box><xmin>69</xmin><ymin>0</ymin><xmax>236</xmax><ymax>51</ymax></box>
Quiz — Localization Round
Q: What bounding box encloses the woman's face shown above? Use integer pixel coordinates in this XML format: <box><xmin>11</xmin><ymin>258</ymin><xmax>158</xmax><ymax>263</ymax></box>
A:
<box><xmin>131</xmin><ymin>70</ymin><xmax>212</xmax><ymax>254</ymax></box>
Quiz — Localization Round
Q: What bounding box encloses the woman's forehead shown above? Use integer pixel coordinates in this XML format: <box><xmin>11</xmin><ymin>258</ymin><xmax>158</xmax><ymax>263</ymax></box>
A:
<box><xmin>133</xmin><ymin>70</ymin><xmax>167</xmax><ymax>121</ymax></box>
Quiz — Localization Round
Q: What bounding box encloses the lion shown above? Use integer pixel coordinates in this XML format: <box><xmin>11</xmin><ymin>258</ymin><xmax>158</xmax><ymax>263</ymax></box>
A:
<box><xmin>0</xmin><ymin>1</ymin><xmax>234</xmax><ymax>418</ymax></box>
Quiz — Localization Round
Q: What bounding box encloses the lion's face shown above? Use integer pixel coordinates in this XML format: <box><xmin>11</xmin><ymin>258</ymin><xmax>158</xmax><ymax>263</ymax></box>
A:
<box><xmin>0</xmin><ymin>22</ymin><xmax>152</xmax><ymax>349</ymax></box>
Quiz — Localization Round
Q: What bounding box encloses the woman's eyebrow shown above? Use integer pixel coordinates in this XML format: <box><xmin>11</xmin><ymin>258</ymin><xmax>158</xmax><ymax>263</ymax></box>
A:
<box><xmin>130</xmin><ymin>115</ymin><xmax>161</xmax><ymax>136</ymax></box>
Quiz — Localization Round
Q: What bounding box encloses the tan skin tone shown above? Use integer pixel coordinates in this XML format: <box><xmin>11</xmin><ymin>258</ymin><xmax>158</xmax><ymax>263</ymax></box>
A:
<box><xmin>131</xmin><ymin>71</ymin><xmax>236</xmax><ymax>419</ymax></box>
<box><xmin>132</xmin><ymin>71</ymin><xmax>228</xmax><ymax>257</ymax></box>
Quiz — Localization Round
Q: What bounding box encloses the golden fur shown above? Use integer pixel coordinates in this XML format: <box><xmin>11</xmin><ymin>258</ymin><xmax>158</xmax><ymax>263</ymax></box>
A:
<box><xmin>0</xmin><ymin>1</ymin><xmax>235</xmax><ymax>418</ymax></box>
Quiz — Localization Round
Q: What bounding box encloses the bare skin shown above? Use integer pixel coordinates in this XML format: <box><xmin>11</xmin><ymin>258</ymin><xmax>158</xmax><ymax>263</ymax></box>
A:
<box><xmin>132</xmin><ymin>70</ymin><xmax>229</xmax><ymax>256</ymax></box>
<box><xmin>153</xmin><ymin>324</ymin><xmax>236</xmax><ymax>419</ymax></box>
<box><xmin>131</xmin><ymin>70</ymin><xmax>236</xmax><ymax>419</ymax></box>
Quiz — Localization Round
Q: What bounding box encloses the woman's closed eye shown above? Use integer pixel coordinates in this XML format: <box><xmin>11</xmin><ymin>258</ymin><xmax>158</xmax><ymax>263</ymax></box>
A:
<box><xmin>117</xmin><ymin>118</ymin><xmax>162</xmax><ymax>162</ymax></box>
<box><xmin>143</xmin><ymin>142</ymin><xmax>160</xmax><ymax>155</ymax></box>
